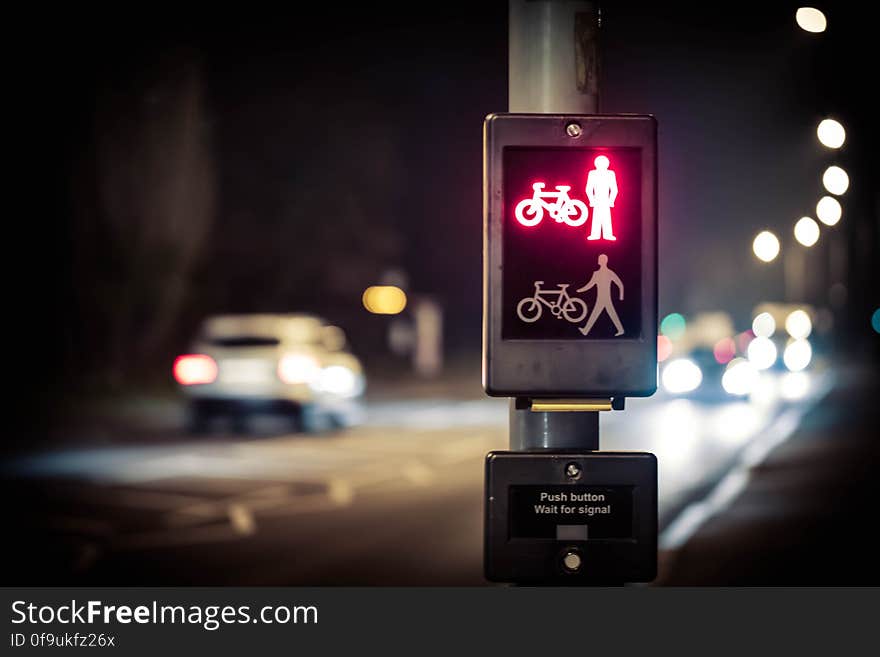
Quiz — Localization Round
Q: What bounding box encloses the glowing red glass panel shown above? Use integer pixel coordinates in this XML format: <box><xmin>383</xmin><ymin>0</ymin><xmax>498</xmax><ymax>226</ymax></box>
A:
<box><xmin>502</xmin><ymin>148</ymin><xmax>641</xmax><ymax>341</ymax></box>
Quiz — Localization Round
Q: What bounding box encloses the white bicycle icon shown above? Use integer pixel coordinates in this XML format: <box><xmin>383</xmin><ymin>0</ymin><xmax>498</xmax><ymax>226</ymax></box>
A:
<box><xmin>516</xmin><ymin>281</ymin><xmax>589</xmax><ymax>323</ymax></box>
<box><xmin>514</xmin><ymin>183</ymin><xmax>589</xmax><ymax>227</ymax></box>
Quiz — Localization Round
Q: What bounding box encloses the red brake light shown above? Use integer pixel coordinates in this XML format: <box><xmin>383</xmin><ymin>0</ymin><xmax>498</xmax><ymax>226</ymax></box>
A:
<box><xmin>173</xmin><ymin>354</ymin><xmax>218</xmax><ymax>385</ymax></box>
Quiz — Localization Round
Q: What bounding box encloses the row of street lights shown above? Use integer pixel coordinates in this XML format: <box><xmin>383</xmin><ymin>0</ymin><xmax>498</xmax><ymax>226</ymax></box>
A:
<box><xmin>751</xmin><ymin>8</ymin><xmax>847</xmax><ymax>287</ymax></box>
<box><xmin>752</xmin><ymin>121</ymin><xmax>847</xmax><ymax>263</ymax></box>
<box><xmin>789</xmin><ymin>9</ymin><xmax>879</xmax><ymax>336</ymax></box>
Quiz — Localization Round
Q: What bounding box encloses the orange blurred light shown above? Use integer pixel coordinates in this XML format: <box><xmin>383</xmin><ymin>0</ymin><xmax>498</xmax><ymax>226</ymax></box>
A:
<box><xmin>657</xmin><ymin>335</ymin><xmax>673</xmax><ymax>362</ymax></box>
<box><xmin>713</xmin><ymin>337</ymin><xmax>737</xmax><ymax>364</ymax></box>
<box><xmin>362</xmin><ymin>286</ymin><xmax>407</xmax><ymax>315</ymax></box>
<box><xmin>173</xmin><ymin>354</ymin><xmax>218</xmax><ymax>385</ymax></box>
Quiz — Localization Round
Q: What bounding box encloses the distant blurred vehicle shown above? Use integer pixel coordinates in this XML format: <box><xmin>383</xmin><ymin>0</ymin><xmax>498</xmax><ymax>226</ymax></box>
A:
<box><xmin>660</xmin><ymin>305</ymin><xmax>817</xmax><ymax>403</ymax></box>
<box><xmin>660</xmin><ymin>311</ymin><xmax>734</xmax><ymax>401</ymax></box>
<box><xmin>173</xmin><ymin>314</ymin><xmax>365</xmax><ymax>433</ymax></box>
<box><xmin>661</xmin><ymin>348</ymin><xmax>728</xmax><ymax>402</ymax></box>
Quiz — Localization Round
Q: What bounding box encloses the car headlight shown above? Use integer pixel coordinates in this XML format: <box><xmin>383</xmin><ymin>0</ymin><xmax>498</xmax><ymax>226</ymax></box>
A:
<box><xmin>722</xmin><ymin>358</ymin><xmax>758</xmax><ymax>396</ymax></box>
<box><xmin>316</xmin><ymin>365</ymin><xmax>362</xmax><ymax>398</ymax></box>
<box><xmin>746</xmin><ymin>336</ymin><xmax>777</xmax><ymax>370</ymax></box>
<box><xmin>277</xmin><ymin>354</ymin><xmax>321</xmax><ymax>385</ymax></box>
<box><xmin>782</xmin><ymin>339</ymin><xmax>812</xmax><ymax>372</ymax></box>
<box><xmin>661</xmin><ymin>358</ymin><xmax>703</xmax><ymax>394</ymax></box>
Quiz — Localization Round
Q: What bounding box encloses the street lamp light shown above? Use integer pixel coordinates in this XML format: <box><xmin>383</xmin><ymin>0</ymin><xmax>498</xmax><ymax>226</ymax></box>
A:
<box><xmin>752</xmin><ymin>312</ymin><xmax>776</xmax><ymax>338</ymax></box>
<box><xmin>822</xmin><ymin>165</ymin><xmax>849</xmax><ymax>195</ymax></box>
<box><xmin>752</xmin><ymin>230</ymin><xmax>780</xmax><ymax>262</ymax></box>
<box><xmin>794</xmin><ymin>216</ymin><xmax>820</xmax><ymax>247</ymax></box>
<box><xmin>817</xmin><ymin>119</ymin><xmax>845</xmax><ymax>149</ymax></box>
<box><xmin>362</xmin><ymin>286</ymin><xmax>408</xmax><ymax>314</ymax></box>
<box><xmin>816</xmin><ymin>196</ymin><xmax>842</xmax><ymax>226</ymax></box>
<box><xmin>796</xmin><ymin>8</ymin><xmax>827</xmax><ymax>33</ymax></box>
<box><xmin>785</xmin><ymin>309</ymin><xmax>813</xmax><ymax>339</ymax></box>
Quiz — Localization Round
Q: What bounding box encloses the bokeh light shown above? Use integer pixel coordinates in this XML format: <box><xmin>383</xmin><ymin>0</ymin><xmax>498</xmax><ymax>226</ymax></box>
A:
<box><xmin>752</xmin><ymin>312</ymin><xmax>776</xmax><ymax>338</ymax></box>
<box><xmin>660</xmin><ymin>313</ymin><xmax>687</xmax><ymax>341</ymax></box>
<box><xmin>816</xmin><ymin>118</ymin><xmax>845</xmax><ymax>149</ymax></box>
<box><xmin>816</xmin><ymin>196</ymin><xmax>842</xmax><ymax>226</ymax></box>
<box><xmin>747</xmin><ymin>336</ymin><xmax>778</xmax><ymax>370</ymax></box>
<box><xmin>872</xmin><ymin>308</ymin><xmax>880</xmax><ymax>334</ymax></box>
<box><xmin>785</xmin><ymin>309</ymin><xmax>812</xmax><ymax>339</ymax></box>
<box><xmin>783</xmin><ymin>339</ymin><xmax>812</xmax><ymax>372</ymax></box>
<box><xmin>796</xmin><ymin>8</ymin><xmax>827</xmax><ymax>33</ymax></box>
<box><xmin>722</xmin><ymin>358</ymin><xmax>759</xmax><ymax>396</ymax></box>
<box><xmin>662</xmin><ymin>358</ymin><xmax>703</xmax><ymax>394</ymax></box>
<box><xmin>736</xmin><ymin>330</ymin><xmax>755</xmax><ymax>354</ymax></box>
<box><xmin>173</xmin><ymin>354</ymin><xmax>218</xmax><ymax>386</ymax></box>
<box><xmin>317</xmin><ymin>365</ymin><xmax>361</xmax><ymax>397</ymax></box>
<box><xmin>658</xmin><ymin>335</ymin><xmax>673</xmax><ymax>362</ymax></box>
<box><xmin>752</xmin><ymin>231</ymin><xmax>780</xmax><ymax>262</ymax></box>
<box><xmin>713</xmin><ymin>337</ymin><xmax>737</xmax><ymax>364</ymax></box>
<box><xmin>822</xmin><ymin>166</ymin><xmax>849</xmax><ymax>196</ymax></box>
<box><xmin>794</xmin><ymin>216</ymin><xmax>820</xmax><ymax>247</ymax></box>
<box><xmin>362</xmin><ymin>286</ymin><xmax>407</xmax><ymax>314</ymax></box>
<box><xmin>277</xmin><ymin>353</ymin><xmax>321</xmax><ymax>385</ymax></box>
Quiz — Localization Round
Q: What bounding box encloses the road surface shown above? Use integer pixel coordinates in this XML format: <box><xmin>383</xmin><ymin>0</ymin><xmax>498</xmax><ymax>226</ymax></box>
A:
<box><xmin>3</xmin><ymin>371</ymin><xmax>830</xmax><ymax>584</ymax></box>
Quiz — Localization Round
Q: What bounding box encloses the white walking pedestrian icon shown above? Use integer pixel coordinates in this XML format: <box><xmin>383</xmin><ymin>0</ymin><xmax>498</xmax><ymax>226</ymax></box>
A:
<box><xmin>577</xmin><ymin>254</ymin><xmax>625</xmax><ymax>336</ymax></box>
<box><xmin>585</xmin><ymin>155</ymin><xmax>618</xmax><ymax>241</ymax></box>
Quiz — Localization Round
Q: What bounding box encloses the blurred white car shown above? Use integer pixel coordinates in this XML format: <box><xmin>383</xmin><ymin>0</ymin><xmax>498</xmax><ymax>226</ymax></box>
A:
<box><xmin>173</xmin><ymin>314</ymin><xmax>365</xmax><ymax>433</ymax></box>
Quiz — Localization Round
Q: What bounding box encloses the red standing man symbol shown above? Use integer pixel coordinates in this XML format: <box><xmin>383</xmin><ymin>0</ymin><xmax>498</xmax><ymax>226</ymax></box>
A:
<box><xmin>577</xmin><ymin>254</ymin><xmax>625</xmax><ymax>336</ymax></box>
<box><xmin>585</xmin><ymin>155</ymin><xmax>618</xmax><ymax>241</ymax></box>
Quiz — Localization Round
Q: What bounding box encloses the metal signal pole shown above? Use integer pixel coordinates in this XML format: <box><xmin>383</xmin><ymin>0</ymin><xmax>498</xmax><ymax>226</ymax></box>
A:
<box><xmin>508</xmin><ymin>0</ymin><xmax>606</xmax><ymax>451</ymax></box>
<box><xmin>509</xmin><ymin>0</ymin><xmax>600</xmax><ymax>114</ymax></box>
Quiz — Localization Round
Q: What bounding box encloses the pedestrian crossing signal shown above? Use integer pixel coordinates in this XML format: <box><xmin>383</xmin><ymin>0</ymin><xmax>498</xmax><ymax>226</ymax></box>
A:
<box><xmin>483</xmin><ymin>114</ymin><xmax>657</xmax><ymax>397</ymax></box>
<box><xmin>504</xmin><ymin>146</ymin><xmax>639</xmax><ymax>341</ymax></box>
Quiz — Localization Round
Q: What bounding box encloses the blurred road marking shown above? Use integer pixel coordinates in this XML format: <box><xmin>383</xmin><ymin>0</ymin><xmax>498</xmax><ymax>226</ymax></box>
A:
<box><xmin>166</xmin><ymin>502</ymin><xmax>225</xmax><ymax>525</ymax></box>
<box><xmin>435</xmin><ymin>436</ymin><xmax>500</xmax><ymax>464</ymax></box>
<box><xmin>401</xmin><ymin>461</ymin><xmax>434</xmax><ymax>486</ymax></box>
<box><xmin>117</xmin><ymin>524</ymin><xmax>254</xmax><ymax>550</ymax></box>
<box><xmin>228</xmin><ymin>504</ymin><xmax>256</xmax><ymax>536</ymax></box>
<box><xmin>660</xmin><ymin>371</ymin><xmax>833</xmax><ymax>550</ymax></box>
<box><xmin>110</xmin><ymin>490</ymin><xmax>211</xmax><ymax>510</ymax></box>
<box><xmin>327</xmin><ymin>478</ymin><xmax>354</xmax><ymax>506</ymax></box>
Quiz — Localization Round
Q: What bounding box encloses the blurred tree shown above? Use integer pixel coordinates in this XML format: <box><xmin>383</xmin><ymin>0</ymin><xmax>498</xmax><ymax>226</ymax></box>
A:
<box><xmin>194</xmin><ymin>91</ymin><xmax>405</xmax><ymax>323</ymax></box>
<box><xmin>73</xmin><ymin>51</ymin><xmax>215</xmax><ymax>387</ymax></box>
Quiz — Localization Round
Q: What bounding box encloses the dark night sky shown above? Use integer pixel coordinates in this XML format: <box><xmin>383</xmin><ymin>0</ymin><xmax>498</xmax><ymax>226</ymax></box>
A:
<box><xmin>14</xmin><ymin>2</ymin><xmax>878</xmax><ymax>403</ymax></box>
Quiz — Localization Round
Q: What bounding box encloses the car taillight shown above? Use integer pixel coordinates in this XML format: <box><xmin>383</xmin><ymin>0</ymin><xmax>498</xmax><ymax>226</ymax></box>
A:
<box><xmin>277</xmin><ymin>354</ymin><xmax>320</xmax><ymax>385</ymax></box>
<box><xmin>173</xmin><ymin>354</ymin><xmax>218</xmax><ymax>385</ymax></box>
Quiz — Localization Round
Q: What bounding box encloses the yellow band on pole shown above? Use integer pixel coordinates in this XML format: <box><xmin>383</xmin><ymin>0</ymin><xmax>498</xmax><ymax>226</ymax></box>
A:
<box><xmin>530</xmin><ymin>399</ymin><xmax>612</xmax><ymax>412</ymax></box>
